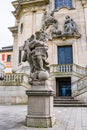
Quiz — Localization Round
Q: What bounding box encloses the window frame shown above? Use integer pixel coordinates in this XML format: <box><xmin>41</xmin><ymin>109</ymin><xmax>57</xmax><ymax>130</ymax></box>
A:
<box><xmin>58</xmin><ymin>45</ymin><xmax>73</xmax><ymax>65</ymax></box>
<box><xmin>7</xmin><ymin>54</ymin><xmax>11</xmax><ymax>62</ymax></box>
<box><xmin>54</xmin><ymin>0</ymin><xmax>74</xmax><ymax>10</ymax></box>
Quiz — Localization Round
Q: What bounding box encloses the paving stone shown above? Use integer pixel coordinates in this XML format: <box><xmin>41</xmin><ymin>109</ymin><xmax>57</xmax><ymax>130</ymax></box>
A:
<box><xmin>0</xmin><ymin>106</ymin><xmax>87</xmax><ymax>130</ymax></box>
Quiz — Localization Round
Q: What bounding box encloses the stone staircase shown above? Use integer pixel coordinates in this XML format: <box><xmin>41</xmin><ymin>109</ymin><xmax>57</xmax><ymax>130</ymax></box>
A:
<box><xmin>54</xmin><ymin>97</ymin><xmax>87</xmax><ymax>107</ymax></box>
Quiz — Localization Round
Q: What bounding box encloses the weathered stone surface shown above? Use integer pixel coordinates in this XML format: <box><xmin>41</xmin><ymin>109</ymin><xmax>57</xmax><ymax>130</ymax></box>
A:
<box><xmin>25</xmin><ymin>80</ymin><xmax>55</xmax><ymax>127</ymax></box>
<box><xmin>0</xmin><ymin>85</ymin><xmax>27</xmax><ymax>104</ymax></box>
<box><xmin>1</xmin><ymin>106</ymin><xmax>87</xmax><ymax>130</ymax></box>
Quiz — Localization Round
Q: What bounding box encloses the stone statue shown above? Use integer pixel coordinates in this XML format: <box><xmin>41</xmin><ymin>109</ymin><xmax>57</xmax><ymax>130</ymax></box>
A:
<box><xmin>42</xmin><ymin>11</ymin><xmax>61</xmax><ymax>39</ymax></box>
<box><xmin>64</xmin><ymin>15</ymin><xmax>81</xmax><ymax>36</ymax></box>
<box><xmin>22</xmin><ymin>30</ymin><xmax>49</xmax><ymax>83</ymax></box>
<box><xmin>42</xmin><ymin>11</ymin><xmax>58</xmax><ymax>31</ymax></box>
<box><xmin>51</xmin><ymin>22</ymin><xmax>62</xmax><ymax>38</ymax></box>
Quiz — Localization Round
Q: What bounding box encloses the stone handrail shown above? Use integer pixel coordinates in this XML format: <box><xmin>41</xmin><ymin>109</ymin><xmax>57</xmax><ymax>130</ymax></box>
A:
<box><xmin>50</xmin><ymin>63</ymin><xmax>87</xmax><ymax>76</ymax></box>
<box><xmin>0</xmin><ymin>73</ymin><xmax>29</xmax><ymax>86</ymax></box>
<box><xmin>50</xmin><ymin>64</ymin><xmax>73</xmax><ymax>73</ymax></box>
<box><xmin>73</xmin><ymin>64</ymin><xmax>87</xmax><ymax>75</ymax></box>
<box><xmin>72</xmin><ymin>75</ymin><xmax>87</xmax><ymax>96</ymax></box>
<box><xmin>4</xmin><ymin>73</ymin><xmax>23</xmax><ymax>82</ymax></box>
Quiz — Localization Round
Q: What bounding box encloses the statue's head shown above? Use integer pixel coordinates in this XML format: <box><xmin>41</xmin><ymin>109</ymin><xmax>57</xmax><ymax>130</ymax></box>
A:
<box><xmin>28</xmin><ymin>34</ymin><xmax>34</xmax><ymax>42</ymax></box>
<box><xmin>65</xmin><ymin>15</ymin><xmax>70</xmax><ymax>19</ymax></box>
<box><xmin>35</xmin><ymin>31</ymin><xmax>42</xmax><ymax>40</ymax></box>
<box><xmin>23</xmin><ymin>41</ymin><xmax>28</xmax><ymax>51</ymax></box>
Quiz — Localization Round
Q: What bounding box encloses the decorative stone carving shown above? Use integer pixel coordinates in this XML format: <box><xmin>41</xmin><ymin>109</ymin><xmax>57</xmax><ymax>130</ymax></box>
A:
<box><xmin>50</xmin><ymin>22</ymin><xmax>62</xmax><ymax>38</ymax></box>
<box><xmin>42</xmin><ymin>12</ymin><xmax>81</xmax><ymax>39</ymax></box>
<box><xmin>42</xmin><ymin>11</ymin><xmax>58</xmax><ymax>31</ymax></box>
<box><xmin>42</xmin><ymin>11</ymin><xmax>62</xmax><ymax>39</ymax></box>
<box><xmin>22</xmin><ymin>30</ymin><xmax>49</xmax><ymax>83</ymax></box>
<box><xmin>63</xmin><ymin>15</ymin><xmax>81</xmax><ymax>37</ymax></box>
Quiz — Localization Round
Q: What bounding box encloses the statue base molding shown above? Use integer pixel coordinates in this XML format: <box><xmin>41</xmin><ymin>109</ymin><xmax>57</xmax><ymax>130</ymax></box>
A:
<box><xmin>25</xmin><ymin>80</ymin><xmax>55</xmax><ymax>128</ymax></box>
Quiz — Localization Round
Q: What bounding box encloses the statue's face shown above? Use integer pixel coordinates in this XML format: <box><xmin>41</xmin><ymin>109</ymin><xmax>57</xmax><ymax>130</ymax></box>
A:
<box><xmin>23</xmin><ymin>42</ymin><xmax>27</xmax><ymax>51</ymax></box>
<box><xmin>35</xmin><ymin>31</ymin><xmax>41</xmax><ymax>40</ymax></box>
<box><xmin>66</xmin><ymin>16</ymin><xmax>70</xmax><ymax>19</ymax></box>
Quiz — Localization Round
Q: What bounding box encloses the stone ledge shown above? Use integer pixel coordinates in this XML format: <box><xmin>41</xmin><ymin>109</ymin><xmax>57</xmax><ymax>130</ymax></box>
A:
<box><xmin>12</xmin><ymin>0</ymin><xmax>49</xmax><ymax>18</ymax></box>
<box><xmin>26</xmin><ymin>90</ymin><xmax>54</xmax><ymax>96</ymax></box>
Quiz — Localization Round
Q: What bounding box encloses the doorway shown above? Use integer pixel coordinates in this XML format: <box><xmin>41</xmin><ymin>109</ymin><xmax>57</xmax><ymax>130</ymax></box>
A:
<box><xmin>56</xmin><ymin>77</ymin><xmax>71</xmax><ymax>97</ymax></box>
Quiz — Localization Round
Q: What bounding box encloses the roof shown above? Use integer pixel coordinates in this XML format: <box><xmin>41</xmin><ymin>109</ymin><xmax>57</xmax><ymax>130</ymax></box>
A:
<box><xmin>0</xmin><ymin>45</ymin><xmax>13</xmax><ymax>52</ymax></box>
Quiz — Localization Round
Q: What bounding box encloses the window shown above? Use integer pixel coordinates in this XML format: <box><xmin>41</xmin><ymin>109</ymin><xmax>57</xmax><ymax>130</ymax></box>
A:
<box><xmin>55</xmin><ymin>0</ymin><xmax>72</xmax><ymax>9</ymax></box>
<box><xmin>19</xmin><ymin>50</ymin><xmax>22</xmax><ymax>64</ymax></box>
<box><xmin>18</xmin><ymin>46</ymin><xmax>23</xmax><ymax>64</ymax></box>
<box><xmin>58</xmin><ymin>46</ymin><xmax>73</xmax><ymax>64</ymax></box>
<box><xmin>2</xmin><ymin>54</ymin><xmax>5</xmax><ymax>61</ymax></box>
<box><xmin>7</xmin><ymin>55</ymin><xmax>11</xmax><ymax>62</ymax></box>
<box><xmin>20</xmin><ymin>23</ymin><xmax>23</xmax><ymax>34</ymax></box>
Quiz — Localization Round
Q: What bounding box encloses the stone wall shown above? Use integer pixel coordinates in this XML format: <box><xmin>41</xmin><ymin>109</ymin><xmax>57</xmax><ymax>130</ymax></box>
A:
<box><xmin>0</xmin><ymin>85</ymin><xmax>27</xmax><ymax>105</ymax></box>
<box><xmin>0</xmin><ymin>73</ymin><xmax>30</xmax><ymax>104</ymax></box>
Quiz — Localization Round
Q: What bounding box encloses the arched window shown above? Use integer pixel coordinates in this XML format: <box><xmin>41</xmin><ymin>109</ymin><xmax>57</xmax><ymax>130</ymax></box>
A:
<box><xmin>55</xmin><ymin>0</ymin><xmax>72</xmax><ymax>10</ymax></box>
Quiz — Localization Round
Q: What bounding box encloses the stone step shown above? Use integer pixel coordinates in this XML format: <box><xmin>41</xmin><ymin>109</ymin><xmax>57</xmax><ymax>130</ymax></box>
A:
<box><xmin>54</xmin><ymin>97</ymin><xmax>87</xmax><ymax>107</ymax></box>
<box><xmin>54</xmin><ymin>104</ymin><xmax>87</xmax><ymax>107</ymax></box>
<box><xmin>54</xmin><ymin>99</ymin><xmax>79</xmax><ymax>101</ymax></box>
<box><xmin>54</xmin><ymin>96</ymin><xmax>74</xmax><ymax>99</ymax></box>
<box><xmin>54</xmin><ymin>97</ymin><xmax>74</xmax><ymax>100</ymax></box>
<box><xmin>54</xmin><ymin>101</ymin><xmax>84</xmax><ymax>104</ymax></box>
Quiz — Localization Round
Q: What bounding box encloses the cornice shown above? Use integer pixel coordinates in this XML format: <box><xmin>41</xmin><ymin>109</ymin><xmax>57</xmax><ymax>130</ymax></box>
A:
<box><xmin>12</xmin><ymin>1</ymin><xmax>19</xmax><ymax>9</ymax></box>
<box><xmin>18</xmin><ymin>0</ymin><xmax>49</xmax><ymax>4</ymax></box>
<box><xmin>81</xmin><ymin>0</ymin><xmax>87</xmax><ymax>7</ymax></box>
<box><xmin>12</xmin><ymin>0</ymin><xmax>49</xmax><ymax>18</ymax></box>
<box><xmin>8</xmin><ymin>26</ymin><xmax>18</xmax><ymax>34</ymax></box>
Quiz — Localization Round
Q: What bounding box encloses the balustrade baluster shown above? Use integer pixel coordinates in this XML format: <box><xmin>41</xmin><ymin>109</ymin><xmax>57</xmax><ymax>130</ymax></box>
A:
<box><xmin>50</xmin><ymin>64</ymin><xmax>73</xmax><ymax>73</ymax></box>
<box><xmin>66</xmin><ymin>65</ymin><xmax>68</xmax><ymax>72</ymax></box>
<box><xmin>60</xmin><ymin>65</ymin><xmax>62</xmax><ymax>72</ymax></box>
<box><xmin>64</xmin><ymin>65</ymin><xmax>65</xmax><ymax>72</ymax></box>
<box><xmin>69</xmin><ymin>65</ymin><xmax>71</xmax><ymax>72</ymax></box>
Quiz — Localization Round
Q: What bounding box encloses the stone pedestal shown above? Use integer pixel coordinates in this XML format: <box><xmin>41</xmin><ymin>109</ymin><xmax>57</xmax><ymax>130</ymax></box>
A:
<box><xmin>25</xmin><ymin>80</ymin><xmax>55</xmax><ymax>128</ymax></box>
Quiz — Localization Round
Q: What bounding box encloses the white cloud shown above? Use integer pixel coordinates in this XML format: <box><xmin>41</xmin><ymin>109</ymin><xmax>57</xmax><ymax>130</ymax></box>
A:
<box><xmin>0</xmin><ymin>0</ymin><xmax>15</xmax><ymax>48</ymax></box>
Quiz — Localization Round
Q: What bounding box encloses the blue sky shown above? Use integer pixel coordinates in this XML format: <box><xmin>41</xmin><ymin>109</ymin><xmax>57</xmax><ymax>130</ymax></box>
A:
<box><xmin>0</xmin><ymin>0</ymin><xmax>15</xmax><ymax>48</ymax></box>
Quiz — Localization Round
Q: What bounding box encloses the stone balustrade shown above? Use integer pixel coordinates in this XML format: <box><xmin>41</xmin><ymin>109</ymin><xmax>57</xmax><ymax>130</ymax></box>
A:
<box><xmin>50</xmin><ymin>64</ymin><xmax>87</xmax><ymax>76</ymax></box>
<box><xmin>0</xmin><ymin>73</ymin><xmax>30</xmax><ymax>104</ymax></box>
<box><xmin>0</xmin><ymin>73</ymin><xmax>29</xmax><ymax>86</ymax></box>
<box><xmin>0</xmin><ymin>70</ymin><xmax>4</xmax><ymax>80</ymax></box>
<box><xmin>4</xmin><ymin>73</ymin><xmax>23</xmax><ymax>83</ymax></box>
<box><xmin>72</xmin><ymin>75</ymin><xmax>87</xmax><ymax>97</ymax></box>
<box><xmin>75</xmin><ymin>76</ymin><xmax>87</xmax><ymax>91</ymax></box>
<box><xmin>0</xmin><ymin>63</ymin><xmax>5</xmax><ymax>80</ymax></box>
<box><xmin>73</xmin><ymin>64</ymin><xmax>87</xmax><ymax>75</ymax></box>
<box><xmin>50</xmin><ymin>64</ymin><xmax>73</xmax><ymax>73</ymax></box>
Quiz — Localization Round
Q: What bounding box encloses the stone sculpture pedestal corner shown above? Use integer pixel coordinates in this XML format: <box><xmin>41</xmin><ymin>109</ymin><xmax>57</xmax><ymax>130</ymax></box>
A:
<box><xmin>25</xmin><ymin>80</ymin><xmax>55</xmax><ymax>128</ymax></box>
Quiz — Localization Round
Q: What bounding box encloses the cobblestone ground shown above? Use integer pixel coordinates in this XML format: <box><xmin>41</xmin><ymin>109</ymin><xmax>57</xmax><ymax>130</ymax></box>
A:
<box><xmin>0</xmin><ymin>105</ymin><xmax>87</xmax><ymax>130</ymax></box>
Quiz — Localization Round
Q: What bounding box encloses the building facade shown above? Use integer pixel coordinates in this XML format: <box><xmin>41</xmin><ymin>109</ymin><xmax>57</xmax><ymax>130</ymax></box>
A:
<box><xmin>9</xmin><ymin>0</ymin><xmax>87</xmax><ymax>98</ymax></box>
<box><xmin>0</xmin><ymin>46</ymin><xmax>13</xmax><ymax>73</ymax></box>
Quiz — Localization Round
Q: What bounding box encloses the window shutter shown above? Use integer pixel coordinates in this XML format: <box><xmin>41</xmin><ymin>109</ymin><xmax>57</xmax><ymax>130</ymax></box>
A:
<box><xmin>2</xmin><ymin>54</ymin><xmax>5</xmax><ymax>61</ymax></box>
